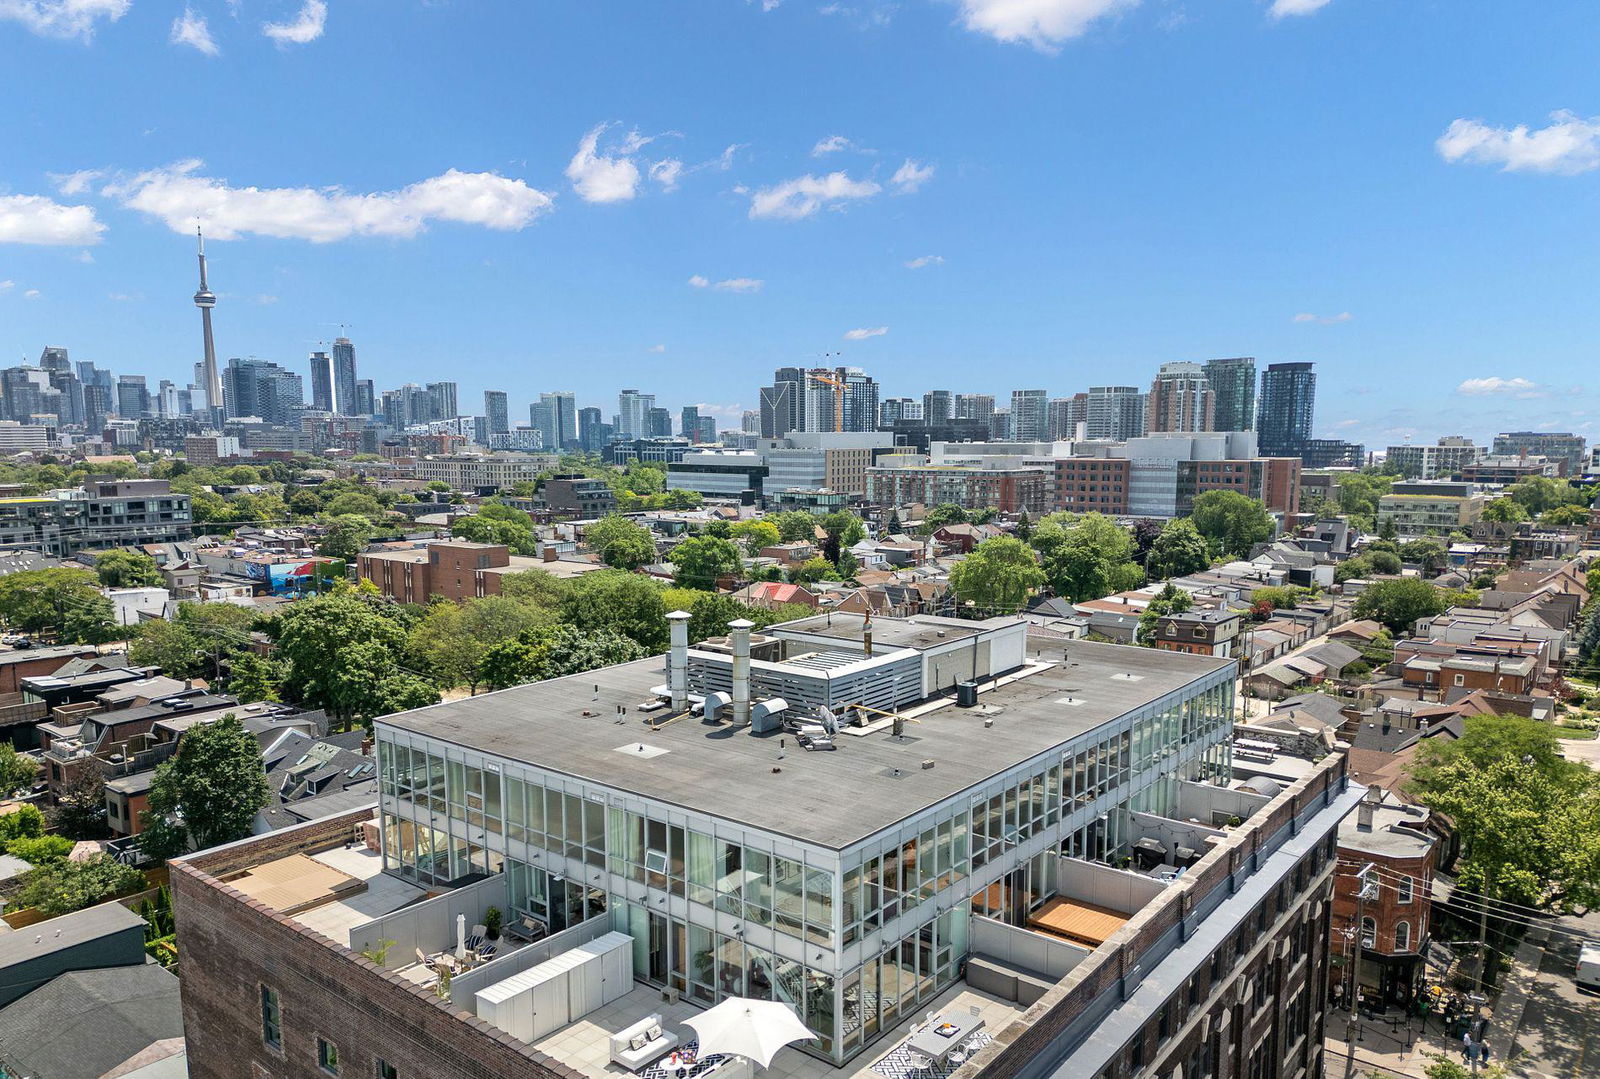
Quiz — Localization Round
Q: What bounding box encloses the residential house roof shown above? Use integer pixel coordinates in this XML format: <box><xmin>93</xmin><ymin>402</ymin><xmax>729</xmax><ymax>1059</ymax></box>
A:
<box><xmin>0</xmin><ymin>965</ymin><xmax>183</xmax><ymax>1079</ymax></box>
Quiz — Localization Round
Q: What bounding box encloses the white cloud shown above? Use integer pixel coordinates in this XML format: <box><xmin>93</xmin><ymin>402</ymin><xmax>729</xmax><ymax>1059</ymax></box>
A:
<box><xmin>23</xmin><ymin>289</ymin><xmax>40</xmax><ymax>299</ymax></box>
<box><xmin>891</xmin><ymin>158</ymin><xmax>935</xmax><ymax>193</ymax></box>
<box><xmin>1436</xmin><ymin>111</ymin><xmax>1600</xmax><ymax>176</ymax></box>
<box><xmin>171</xmin><ymin>7</ymin><xmax>219</xmax><ymax>54</ymax></box>
<box><xmin>48</xmin><ymin>169</ymin><xmax>102</xmax><ymax>196</ymax></box>
<box><xmin>747</xmin><ymin>171</ymin><xmax>881</xmax><ymax>220</ymax></box>
<box><xmin>648</xmin><ymin>344</ymin><xmax>667</xmax><ymax>353</ymax></box>
<box><xmin>0</xmin><ymin>0</ymin><xmax>129</xmax><ymax>40</ymax></box>
<box><xmin>0</xmin><ymin>193</ymin><xmax>106</xmax><ymax>246</ymax></box>
<box><xmin>108</xmin><ymin>291</ymin><xmax>138</xmax><ymax>301</ymax></box>
<box><xmin>0</xmin><ymin>280</ymin><xmax>12</xmax><ymax>291</ymax></box>
<box><xmin>1291</xmin><ymin>311</ymin><xmax>1352</xmax><ymax>324</ymax></box>
<box><xmin>955</xmin><ymin>0</ymin><xmax>1135</xmax><ymax>52</ymax></box>
<box><xmin>904</xmin><ymin>254</ymin><xmax>944</xmax><ymax>269</ymax></box>
<box><xmin>844</xmin><ymin>326</ymin><xmax>888</xmax><ymax>340</ymax></box>
<box><xmin>103</xmin><ymin>159</ymin><xmax>555</xmax><ymax>242</ymax></box>
<box><xmin>262</xmin><ymin>0</ymin><xmax>325</xmax><ymax>44</ymax></box>
<box><xmin>812</xmin><ymin>135</ymin><xmax>856</xmax><ymax>157</ymax></box>
<box><xmin>747</xmin><ymin>0</ymin><xmax>780</xmax><ymax>9</ymax></box>
<box><xmin>649</xmin><ymin>158</ymin><xmax>684</xmax><ymax>192</ymax></box>
<box><xmin>1457</xmin><ymin>377</ymin><xmax>1543</xmax><ymax>398</ymax></box>
<box><xmin>689</xmin><ymin>275</ymin><xmax>763</xmax><ymax>292</ymax></box>
<box><xmin>74</xmin><ymin>249</ymin><xmax>94</xmax><ymax>263</ymax></box>
<box><xmin>566</xmin><ymin>123</ymin><xmax>664</xmax><ymax>203</ymax></box>
<box><xmin>1267</xmin><ymin>0</ymin><xmax>1331</xmax><ymax>17</ymax></box>
<box><xmin>254</xmin><ymin>293</ymin><xmax>279</xmax><ymax>305</ymax></box>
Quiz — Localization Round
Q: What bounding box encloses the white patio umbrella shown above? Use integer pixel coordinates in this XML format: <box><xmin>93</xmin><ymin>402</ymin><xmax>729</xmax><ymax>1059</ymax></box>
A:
<box><xmin>684</xmin><ymin>997</ymin><xmax>815</xmax><ymax>1069</ymax></box>
<box><xmin>456</xmin><ymin>913</ymin><xmax>468</xmax><ymax>959</ymax></box>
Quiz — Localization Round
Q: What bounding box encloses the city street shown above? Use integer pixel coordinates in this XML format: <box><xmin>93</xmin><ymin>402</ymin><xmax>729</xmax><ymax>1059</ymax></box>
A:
<box><xmin>1504</xmin><ymin>911</ymin><xmax>1600</xmax><ymax>1079</ymax></box>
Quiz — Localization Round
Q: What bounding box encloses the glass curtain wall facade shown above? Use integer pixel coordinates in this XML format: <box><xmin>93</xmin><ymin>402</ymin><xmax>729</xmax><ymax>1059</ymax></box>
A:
<box><xmin>375</xmin><ymin>672</ymin><xmax>1232</xmax><ymax>1066</ymax></box>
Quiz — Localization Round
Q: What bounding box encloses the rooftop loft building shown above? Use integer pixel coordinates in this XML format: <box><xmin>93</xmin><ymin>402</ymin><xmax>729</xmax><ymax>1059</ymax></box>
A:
<box><xmin>171</xmin><ymin>612</ymin><xmax>1358</xmax><ymax>1079</ymax></box>
<box><xmin>0</xmin><ymin>478</ymin><xmax>192</xmax><ymax>557</ymax></box>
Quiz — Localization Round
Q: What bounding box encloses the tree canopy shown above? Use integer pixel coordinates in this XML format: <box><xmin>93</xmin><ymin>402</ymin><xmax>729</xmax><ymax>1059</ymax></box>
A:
<box><xmin>0</xmin><ymin>568</ymin><xmax>116</xmax><ymax>643</ymax></box>
<box><xmin>477</xmin><ymin>624</ymin><xmax>647</xmax><ymax>691</ymax></box>
<box><xmin>560</xmin><ymin>570</ymin><xmax>669</xmax><ymax>651</ymax></box>
<box><xmin>949</xmin><ymin>536</ymin><xmax>1045</xmax><ymax>614</ymax></box>
<box><xmin>1353</xmin><ymin>577</ymin><xmax>1448</xmax><ymax>632</ymax></box>
<box><xmin>586</xmin><ymin>515</ymin><xmax>658</xmax><ymax>570</ymax></box>
<box><xmin>1030</xmin><ymin>513</ymin><xmax>1143</xmax><ymax>602</ymax></box>
<box><xmin>408</xmin><ymin>595</ymin><xmax>553</xmax><ymax>691</ymax></box>
<box><xmin>139</xmin><ymin>713</ymin><xmax>270</xmax><ymax>860</ymax></box>
<box><xmin>1144</xmin><ymin>519</ymin><xmax>1211</xmax><ymax>580</ymax></box>
<box><xmin>94</xmin><ymin>550</ymin><xmax>162</xmax><ymax>588</ymax></box>
<box><xmin>668</xmin><ymin>535</ymin><xmax>743</xmax><ymax>589</ymax></box>
<box><xmin>318</xmin><ymin>513</ymin><xmax>374</xmax><ymax>561</ymax></box>
<box><xmin>273</xmin><ymin>589</ymin><xmax>440</xmax><ymax>726</ymax></box>
<box><xmin>1189</xmin><ymin>490</ymin><xmax>1275</xmax><ymax>558</ymax></box>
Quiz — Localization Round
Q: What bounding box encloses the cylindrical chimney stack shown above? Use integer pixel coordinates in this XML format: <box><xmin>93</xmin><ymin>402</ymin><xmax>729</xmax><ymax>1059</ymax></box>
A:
<box><xmin>667</xmin><ymin>610</ymin><xmax>691</xmax><ymax>711</ymax></box>
<box><xmin>862</xmin><ymin>611</ymin><xmax>873</xmax><ymax>657</ymax></box>
<box><xmin>729</xmin><ymin>618</ymin><xmax>754</xmax><ymax>728</ymax></box>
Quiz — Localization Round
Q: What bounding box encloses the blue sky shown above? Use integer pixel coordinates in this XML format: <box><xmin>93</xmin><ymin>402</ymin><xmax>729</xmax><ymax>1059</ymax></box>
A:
<box><xmin>1</xmin><ymin>0</ymin><xmax>1596</xmax><ymax>448</ymax></box>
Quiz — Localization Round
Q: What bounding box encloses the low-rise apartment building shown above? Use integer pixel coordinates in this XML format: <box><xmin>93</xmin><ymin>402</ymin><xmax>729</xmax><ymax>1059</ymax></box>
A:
<box><xmin>1383</xmin><ymin>437</ymin><xmax>1485</xmax><ymax>480</ymax></box>
<box><xmin>414</xmin><ymin>454</ymin><xmax>562</xmax><ymax>492</ymax></box>
<box><xmin>1376</xmin><ymin>481</ymin><xmax>1486</xmax><ymax>538</ymax></box>
<box><xmin>0</xmin><ymin>478</ymin><xmax>192</xmax><ymax>557</ymax></box>
<box><xmin>1332</xmin><ymin>790</ymin><xmax>1436</xmax><ymax>1007</ymax></box>
<box><xmin>171</xmin><ymin>611</ymin><xmax>1359</xmax><ymax>1079</ymax></box>
<box><xmin>866</xmin><ymin>464</ymin><xmax>1051</xmax><ymax>514</ymax></box>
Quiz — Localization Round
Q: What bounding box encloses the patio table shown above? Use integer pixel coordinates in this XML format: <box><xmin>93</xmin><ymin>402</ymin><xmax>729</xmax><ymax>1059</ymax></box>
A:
<box><xmin>904</xmin><ymin>1010</ymin><xmax>985</xmax><ymax>1065</ymax></box>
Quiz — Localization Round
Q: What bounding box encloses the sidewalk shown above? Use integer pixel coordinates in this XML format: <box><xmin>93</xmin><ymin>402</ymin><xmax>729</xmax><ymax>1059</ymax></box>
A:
<box><xmin>1324</xmin><ymin>928</ymin><xmax>1548</xmax><ymax>1078</ymax></box>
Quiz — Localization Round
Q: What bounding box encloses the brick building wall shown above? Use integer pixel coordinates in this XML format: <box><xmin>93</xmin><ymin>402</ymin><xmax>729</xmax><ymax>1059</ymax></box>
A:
<box><xmin>171</xmin><ymin>811</ymin><xmax>587</xmax><ymax>1079</ymax></box>
<box><xmin>1054</xmin><ymin>458</ymin><xmax>1131</xmax><ymax>514</ymax></box>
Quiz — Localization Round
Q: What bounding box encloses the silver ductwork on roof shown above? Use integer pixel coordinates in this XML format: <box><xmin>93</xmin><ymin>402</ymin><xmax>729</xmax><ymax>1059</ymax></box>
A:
<box><xmin>667</xmin><ymin>610</ymin><xmax>691</xmax><ymax>711</ymax></box>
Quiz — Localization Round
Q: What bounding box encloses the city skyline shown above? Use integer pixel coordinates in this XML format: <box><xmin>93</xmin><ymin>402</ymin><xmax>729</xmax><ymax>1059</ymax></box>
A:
<box><xmin>1</xmin><ymin>2</ymin><xmax>1595</xmax><ymax>448</ymax></box>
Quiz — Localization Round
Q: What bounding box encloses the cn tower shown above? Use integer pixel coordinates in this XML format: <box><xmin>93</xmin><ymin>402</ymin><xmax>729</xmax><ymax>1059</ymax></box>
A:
<box><xmin>193</xmin><ymin>228</ymin><xmax>224</xmax><ymax>421</ymax></box>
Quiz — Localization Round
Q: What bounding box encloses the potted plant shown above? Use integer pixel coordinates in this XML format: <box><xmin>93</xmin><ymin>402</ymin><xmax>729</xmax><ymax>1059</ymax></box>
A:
<box><xmin>484</xmin><ymin>906</ymin><xmax>502</xmax><ymax>941</ymax></box>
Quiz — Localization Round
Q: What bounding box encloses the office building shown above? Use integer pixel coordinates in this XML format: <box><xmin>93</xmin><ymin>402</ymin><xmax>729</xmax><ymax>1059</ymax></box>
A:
<box><xmin>83</xmin><ymin>383</ymin><xmax>112</xmax><ymax>432</ymax></box>
<box><xmin>1491</xmin><ymin>431</ymin><xmax>1585</xmax><ymax>475</ymax></box>
<box><xmin>758</xmin><ymin>431</ymin><xmax>896</xmax><ymax>499</ymax></box>
<box><xmin>646</xmin><ymin>407</ymin><xmax>674</xmax><ymax>438</ymax></box>
<box><xmin>330</xmin><ymin>337</ymin><xmax>360</xmax><ymax>415</ymax></box>
<box><xmin>681</xmin><ymin>405</ymin><xmax>702</xmax><ymax>441</ymax></box>
<box><xmin>1048</xmin><ymin>394</ymin><xmax>1087</xmax><ymax>441</ymax></box>
<box><xmin>0</xmin><ymin>478</ymin><xmax>192</xmax><ymax>556</ymax></box>
<box><xmin>1204</xmin><ymin>357</ymin><xmax>1256</xmax><ymax>432</ymax></box>
<box><xmin>530</xmin><ymin>392</ymin><xmax>576</xmax><ymax>450</ymax></box>
<box><xmin>878</xmin><ymin>398</ymin><xmax>921</xmax><ymax>427</ymax></box>
<box><xmin>1009</xmin><ymin>389</ymin><xmax>1048</xmax><ymax>441</ymax></box>
<box><xmin>760</xmin><ymin>368</ymin><xmax>806</xmax><ymax>438</ymax></box>
<box><xmin>987</xmin><ymin>409</ymin><xmax>1012</xmax><ymax>441</ymax></box>
<box><xmin>171</xmin><ymin>611</ymin><xmax>1354</xmax><ymax>1079</ymax></box>
<box><xmin>617</xmin><ymin>389</ymin><xmax>655</xmax><ymax>438</ymax></box>
<box><xmin>955</xmin><ymin>393</ymin><xmax>995</xmax><ymax>424</ymax></box>
<box><xmin>484</xmin><ymin>390</ymin><xmax>511</xmax><ymax>436</ymax></box>
<box><xmin>0</xmin><ymin>365</ymin><xmax>56</xmax><ymax>423</ymax></box>
<box><xmin>922</xmin><ymin>389</ymin><xmax>953</xmax><ymax>424</ymax></box>
<box><xmin>665</xmin><ymin>449</ymin><xmax>770</xmax><ymax>499</ymax></box>
<box><xmin>886</xmin><ymin>418</ymin><xmax>991</xmax><ymax>453</ymax></box>
<box><xmin>308</xmin><ymin>351</ymin><xmax>336</xmax><ymax>412</ymax></box>
<box><xmin>413</xmin><ymin>453</ymin><xmax>561</xmax><ymax>492</ymax></box>
<box><xmin>1145</xmin><ymin>362</ymin><xmax>1215</xmax><ymax>434</ymax></box>
<box><xmin>696</xmin><ymin>417</ymin><xmax>718</xmax><ymax>444</ymax></box>
<box><xmin>603</xmin><ymin>437</ymin><xmax>691</xmax><ymax>465</ymax></box>
<box><xmin>578</xmin><ymin>407</ymin><xmax>611</xmax><ymax>453</ymax></box>
<box><xmin>1256</xmin><ymin>362</ymin><xmax>1315</xmax><ymax>455</ymax></box>
<box><xmin>427</xmin><ymin>381</ymin><xmax>460</xmax><ymax>421</ymax></box>
<box><xmin>1086</xmin><ymin>386</ymin><xmax>1146</xmax><ymax>441</ymax></box>
<box><xmin>115</xmin><ymin>375</ymin><xmax>151</xmax><ymax>420</ymax></box>
<box><xmin>1384</xmin><ymin>437</ymin><xmax>1485</xmax><ymax>480</ymax></box>
<box><xmin>222</xmin><ymin>358</ymin><xmax>302</xmax><ymax>426</ymax></box>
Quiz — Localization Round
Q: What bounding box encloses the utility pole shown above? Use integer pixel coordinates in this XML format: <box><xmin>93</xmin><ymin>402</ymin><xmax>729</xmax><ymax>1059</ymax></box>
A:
<box><xmin>1348</xmin><ymin>863</ymin><xmax>1378</xmax><ymax>1046</ymax></box>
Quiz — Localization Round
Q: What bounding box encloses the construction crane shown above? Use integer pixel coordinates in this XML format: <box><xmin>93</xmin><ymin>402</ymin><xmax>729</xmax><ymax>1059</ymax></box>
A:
<box><xmin>807</xmin><ymin>368</ymin><xmax>846</xmax><ymax>431</ymax></box>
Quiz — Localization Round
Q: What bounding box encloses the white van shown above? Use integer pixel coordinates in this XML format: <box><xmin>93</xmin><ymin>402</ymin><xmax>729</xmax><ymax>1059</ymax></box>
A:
<box><xmin>1577</xmin><ymin>940</ymin><xmax>1600</xmax><ymax>993</ymax></box>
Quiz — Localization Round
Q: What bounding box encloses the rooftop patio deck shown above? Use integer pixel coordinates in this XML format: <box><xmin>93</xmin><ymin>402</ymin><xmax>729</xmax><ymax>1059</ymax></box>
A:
<box><xmin>529</xmin><ymin>981</ymin><xmax>1023</xmax><ymax>1079</ymax></box>
<box><xmin>233</xmin><ymin>842</ymin><xmax>427</xmax><ymax>941</ymax></box>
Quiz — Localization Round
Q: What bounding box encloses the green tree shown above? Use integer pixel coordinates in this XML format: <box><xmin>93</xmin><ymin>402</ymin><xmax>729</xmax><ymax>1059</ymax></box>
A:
<box><xmin>1031</xmin><ymin>513</ymin><xmax>1143</xmax><ymax>602</ymax></box>
<box><xmin>0</xmin><ymin>743</ymin><xmax>39</xmax><ymax>796</ymax></box>
<box><xmin>0</xmin><ymin>804</ymin><xmax>45</xmax><ymax>841</ymax></box>
<box><xmin>819</xmin><ymin>511</ymin><xmax>867</xmax><ymax>548</ymax></box>
<box><xmin>0</xmin><ymin>568</ymin><xmax>116</xmax><ymax>643</ymax></box>
<box><xmin>139</xmin><ymin>713</ymin><xmax>270</xmax><ymax>860</ymax></box>
<box><xmin>668</xmin><ymin>536</ymin><xmax>744</xmax><ymax>589</ymax></box>
<box><xmin>1334</xmin><ymin>555</ymin><xmax>1373</xmax><ymax>584</ymax></box>
<box><xmin>769</xmin><ymin>511</ymin><xmax>819</xmax><ymax>543</ymax></box>
<box><xmin>920</xmin><ymin>504</ymin><xmax>968</xmax><ymax>535</ymax></box>
<box><xmin>1250</xmin><ymin>586</ymin><xmax>1300</xmax><ymax>611</ymax></box>
<box><xmin>1144</xmin><ymin>519</ymin><xmax>1211</xmax><ymax>580</ymax></box>
<box><xmin>1540</xmin><ymin>503</ymin><xmax>1589</xmax><ymax>527</ymax></box>
<box><xmin>1354</xmin><ymin>577</ymin><xmax>1448</xmax><ymax>633</ymax></box>
<box><xmin>885</xmin><ymin>509</ymin><xmax>904</xmax><ymax>536</ymax></box>
<box><xmin>730</xmin><ymin>519</ymin><xmax>780</xmax><ymax>552</ymax></box>
<box><xmin>949</xmin><ymin>536</ymin><xmax>1045</xmax><ymax>614</ymax></box>
<box><xmin>477</xmin><ymin>624</ymin><xmax>647</xmax><ymax>691</ymax></box>
<box><xmin>788</xmin><ymin>557</ymin><xmax>840</xmax><ymax>585</ymax></box>
<box><xmin>1507</xmin><ymin>476</ymin><xmax>1587</xmax><ymax>516</ymax></box>
<box><xmin>1189</xmin><ymin>490</ymin><xmax>1275</xmax><ymax>558</ymax></box>
<box><xmin>1136</xmin><ymin>583</ymin><xmax>1194</xmax><ymax>646</ymax></box>
<box><xmin>1012</xmin><ymin>510</ymin><xmax>1031</xmax><ymax>542</ymax></box>
<box><xmin>497</xmin><ymin>569</ymin><xmax>572</xmax><ymax>611</ymax></box>
<box><xmin>13</xmin><ymin>854</ymin><xmax>145</xmax><ymax>916</ymax></box>
<box><xmin>275</xmin><ymin>592</ymin><xmax>440</xmax><ymax>727</ymax></box>
<box><xmin>318</xmin><ymin>513</ymin><xmax>374</xmax><ymax>561</ymax></box>
<box><xmin>224</xmin><ymin>652</ymin><xmax>284</xmax><ymax>703</ymax></box>
<box><xmin>48</xmin><ymin>768</ymin><xmax>108</xmax><ymax>839</ymax></box>
<box><xmin>323</xmin><ymin>491</ymin><xmax>384</xmax><ymax>520</ymax></box>
<box><xmin>7</xmin><ymin>834</ymin><xmax>73</xmax><ymax>863</ymax></box>
<box><xmin>586</xmin><ymin>516</ymin><xmax>658</xmax><ymax>570</ymax></box>
<box><xmin>408</xmin><ymin>595</ymin><xmax>550</xmax><ymax>691</ymax></box>
<box><xmin>1481</xmin><ymin>497</ymin><xmax>1527</xmax><ymax>525</ymax></box>
<box><xmin>1334</xmin><ymin>471</ymin><xmax>1395</xmax><ymax>522</ymax></box>
<box><xmin>1409</xmin><ymin>718</ymin><xmax>1600</xmax><ymax>916</ymax></box>
<box><xmin>560</xmin><ymin>571</ymin><xmax>669</xmax><ymax>650</ymax></box>
<box><xmin>451</xmin><ymin>514</ymin><xmax>537</xmax><ymax>555</ymax></box>
<box><xmin>1367</xmin><ymin>549</ymin><xmax>1403</xmax><ymax>575</ymax></box>
<box><xmin>1400</xmin><ymin>537</ymin><xmax>1449</xmax><ymax>575</ymax></box>
<box><xmin>94</xmin><ymin>550</ymin><xmax>162</xmax><ymax>588</ymax></box>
